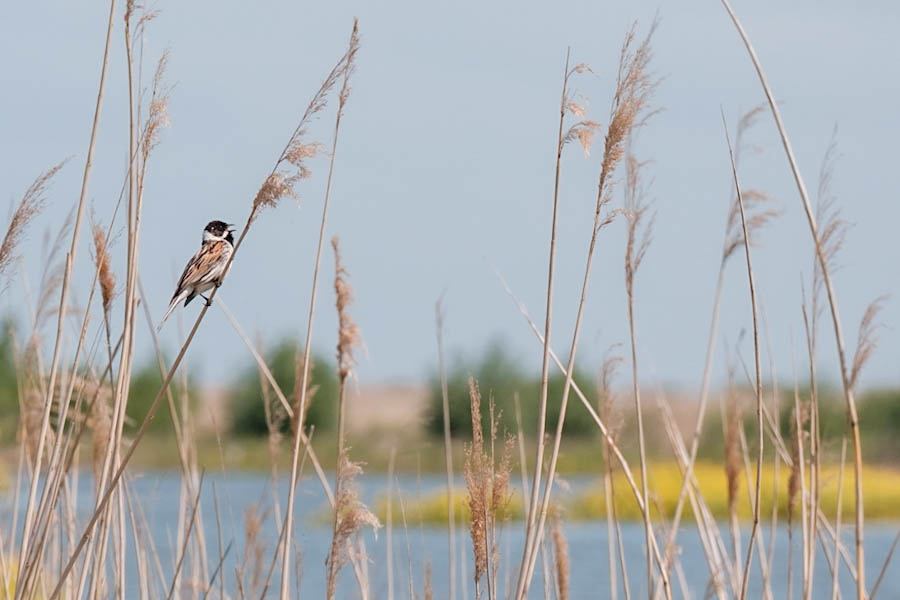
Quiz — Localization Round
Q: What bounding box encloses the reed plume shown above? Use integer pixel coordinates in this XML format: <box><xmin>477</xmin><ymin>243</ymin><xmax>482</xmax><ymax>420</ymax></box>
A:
<box><xmin>464</xmin><ymin>378</ymin><xmax>513</xmax><ymax>600</ymax></box>
<box><xmin>281</xmin><ymin>21</ymin><xmax>360</xmax><ymax>600</ymax></box>
<box><xmin>723</xmin><ymin>114</ymin><xmax>765</xmax><ymax>600</ymax></box>
<box><xmin>21</xmin><ymin>387</ymin><xmax>44</xmax><ymax>462</ymax></box>
<box><xmin>597</xmin><ymin>23</ymin><xmax>657</xmax><ymax>208</ymax></box>
<box><xmin>598</xmin><ymin>353</ymin><xmax>629</xmax><ymax>600</ymax></box>
<box><xmin>91</xmin><ymin>222</ymin><xmax>116</xmax><ymax>318</ymax></box>
<box><xmin>290</xmin><ymin>352</ymin><xmax>319</xmax><ymax>437</ymax></box>
<box><xmin>254</xmin><ymin>21</ymin><xmax>358</xmax><ymax>215</ymax></box>
<box><xmin>0</xmin><ymin>161</ymin><xmax>67</xmax><ymax>290</ymax></box>
<box><xmin>325</xmin><ymin>455</ymin><xmax>381</xmax><ymax>599</ymax></box>
<box><xmin>33</xmin><ymin>210</ymin><xmax>73</xmax><ymax>327</ymax></box>
<box><xmin>849</xmin><ymin>297</ymin><xmax>886</xmax><ymax>391</ymax></box>
<box><xmin>787</xmin><ymin>401</ymin><xmax>805</xmax><ymax>527</ymax></box>
<box><xmin>721</xmin><ymin>108</ymin><xmax>779</xmax><ymax>264</ymax></box>
<box><xmin>333</xmin><ymin>237</ymin><xmax>362</xmax><ymax>385</ymax></box>
<box><xmin>622</xmin><ymin>146</ymin><xmax>660</xmax><ymax>599</ymax></box>
<box><xmin>51</xmin><ymin>17</ymin><xmax>357</xmax><ymax>597</ymax></box>
<box><xmin>519</xmin><ymin>22</ymin><xmax>661</xmax><ymax>599</ymax></box>
<box><xmin>724</xmin><ymin>383</ymin><xmax>743</xmax><ymax>530</ymax></box>
<box><xmin>424</xmin><ymin>561</ymin><xmax>434</xmax><ymax>600</ymax></box>
<box><xmin>326</xmin><ymin>236</ymin><xmax>370</xmax><ymax>600</ymax></box>
<box><xmin>140</xmin><ymin>50</ymin><xmax>171</xmax><ymax>161</ymax></box>
<box><xmin>551</xmin><ymin>510</ymin><xmax>570</xmax><ymax>600</ymax></box>
<box><xmin>720</xmin><ymin>5</ymin><xmax>870</xmax><ymax>594</ymax></box>
<box><xmin>661</xmin><ymin>105</ymin><xmax>778</xmax><ymax>582</ymax></box>
<box><xmin>242</xmin><ymin>504</ymin><xmax>267</xmax><ymax>597</ymax></box>
<box><xmin>87</xmin><ymin>381</ymin><xmax>112</xmax><ymax>486</ymax></box>
<box><xmin>435</xmin><ymin>298</ymin><xmax>458</xmax><ymax>600</ymax></box>
<box><xmin>466</xmin><ymin>379</ymin><xmax>489</xmax><ymax>593</ymax></box>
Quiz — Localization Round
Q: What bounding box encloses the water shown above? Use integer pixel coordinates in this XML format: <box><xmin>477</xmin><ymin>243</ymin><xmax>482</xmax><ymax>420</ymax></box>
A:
<box><xmin>3</xmin><ymin>470</ymin><xmax>898</xmax><ymax>598</ymax></box>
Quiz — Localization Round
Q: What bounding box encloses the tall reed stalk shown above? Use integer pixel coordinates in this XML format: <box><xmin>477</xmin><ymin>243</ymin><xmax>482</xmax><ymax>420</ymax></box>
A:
<box><xmin>496</xmin><ymin>269</ymin><xmax>670</xmax><ymax>577</ymax></box>
<box><xmin>519</xmin><ymin>50</ymin><xmax>572</xmax><ymax>588</ymax></box>
<box><xmin>660</xmin><ymin>105</ymin><xmax>776</xmax><ymax>581</ymax></box>
<box><xmin>280</xmin><ymin>21</ymin><xmax>359</xmax><ymax>600</ymax></box>
<box><xmin>325</xmin><ymin>236</ymin><xmax>374</xmax><ymax>600</ymax></box>
<box><xmin>464</xmin><ymin>379</ymin><xmax>512</xmax><ymax>600</ymax></box>
<box><xmin>720</xmin><ymin>3</ymin><xmax>868</xmax><ymax>596</ymax></box>
<box><xmin>722</xmin><ymin>117</ymin><xmax>764</xmax><ymax>600</ymax></box>
<box><xmin>436</xmin><ymin>298</ymin><xmax>458</xmax><ymax>600</ymax></box>
<box><xmin>517</xmin><ymin>24</ymin><xmax>660</xmax><ymax>599</ymax></box>
<box><xmin>49</xmin><ymin>21</ymin><xmax>352</xmax><ymax>599</ymax></box>
<box><xmin>15</xmin><ymin>3</ymin><xmax>116</xmax><ymax>595</ymax></box>
<box><xmin>621</xmin><ymin>151</ymin><xmax>655</xmax><ymax>597</ymax></box>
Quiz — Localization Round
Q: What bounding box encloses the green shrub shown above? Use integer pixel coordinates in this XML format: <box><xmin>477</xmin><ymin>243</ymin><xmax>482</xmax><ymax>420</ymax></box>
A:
<box><xmin>426</xmin><ymin>340</ymin><xmax>596</xmax><ymax>439</ymax></box>
<box><xmin>126</xmin><ymin>358</ymin><xmax>197</xmax><ymax>433</ymax></box>
<box><xmin>0</xmin><ymin>320</ymin><xmax>19</xmax><ymax>442</ymax></box>
<box><xmin>858</xmin><ymin>388</ymin><xmax>900</xmax><ymax>461</ymax></box>
<box><xmin>228</xmin><ymin>338</ymin><xmax>337</xmax><ymax>436</ymax></box>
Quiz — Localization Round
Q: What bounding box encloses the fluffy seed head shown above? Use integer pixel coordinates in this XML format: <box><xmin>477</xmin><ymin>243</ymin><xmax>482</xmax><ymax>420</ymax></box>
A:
<box><xmin>0</xmin><ymin>160</ymin><xmax>67</xmax><ymax>289</ymax></box>
<box><xmin>91</xmin><ymin>223</ymin><xmax>116</xmax><ymax>317</ymax></box>
<box><xmin>326</xmin><ymin>452</ymin><xmax>381</xmax><ymax>597</ymax></box>
<box><xmin>724</xmin><ymin>384</ymin><xmax>742</xmax><ymax>518</ymax></box>
<box><xmin>552</xmin><ymin>510</ymin><xmax>570</xmax><ymax>600</ymax></box>
<box><xmin>332</xmin><ymin>237</ymin><xmax>362</xmax><ymax>381</ymax></box>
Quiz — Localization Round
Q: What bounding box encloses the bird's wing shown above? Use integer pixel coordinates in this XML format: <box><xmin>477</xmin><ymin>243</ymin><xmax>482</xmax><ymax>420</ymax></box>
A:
<box><xmin>171</xmin><ymin>240</ymin><xmax>228</xmax><ymax>298</ymax></box>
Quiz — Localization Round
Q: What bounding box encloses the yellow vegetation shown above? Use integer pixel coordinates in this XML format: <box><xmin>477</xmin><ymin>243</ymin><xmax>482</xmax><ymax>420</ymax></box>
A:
<box><xmin>375</xmin><ymin>462</ymin><xmax>900</xmax><ymax>525</ymax></box>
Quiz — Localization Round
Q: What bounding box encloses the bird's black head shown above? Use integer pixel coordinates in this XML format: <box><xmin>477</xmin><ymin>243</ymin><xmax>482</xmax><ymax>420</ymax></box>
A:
<box><xmin>204</xmin><ymin>220</ymin><xmax>236</xmax><ymax>243</ymax></box>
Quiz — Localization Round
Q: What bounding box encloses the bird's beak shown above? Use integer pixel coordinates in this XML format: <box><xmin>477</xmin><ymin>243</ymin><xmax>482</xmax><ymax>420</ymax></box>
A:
<box><xmin>227</xmin><ymin>224</ymin><xmax>236</xmax><ymax>232</ymax></box>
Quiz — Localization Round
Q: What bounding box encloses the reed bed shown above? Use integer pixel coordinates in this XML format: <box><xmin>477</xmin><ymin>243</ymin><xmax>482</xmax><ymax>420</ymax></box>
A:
<box><xmin>0</xmin><ymin>3</ymin><xmax>893</xmax><ymax>600</ymax></box>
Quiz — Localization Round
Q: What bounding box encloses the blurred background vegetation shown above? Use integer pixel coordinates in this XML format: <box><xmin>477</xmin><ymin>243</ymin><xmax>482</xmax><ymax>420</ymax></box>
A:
<box><xmin>0</xmin><ymin>320</ymin><xmax>18</xmax><ymax>442</ymax></box>
<box><xmin>424</xmin><ymin>340</ymin><xmax>596</xmax><ymax>438</ymax></box>
<box><xmin>228</xmin><ymin>338</ymin><xmax>337</xmax><ymax>436</ymax></box>
<box><xmin>0</xmin><ymin>331</ymin><xmax>897</xmax><ymax>469</ymax></box>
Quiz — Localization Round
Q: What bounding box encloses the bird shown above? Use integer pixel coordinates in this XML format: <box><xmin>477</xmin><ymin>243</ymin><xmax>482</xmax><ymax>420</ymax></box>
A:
<box><xmin>158</xmin><ymin>220</ymin><xmax>236</xmax><ymax>330</ymax></box>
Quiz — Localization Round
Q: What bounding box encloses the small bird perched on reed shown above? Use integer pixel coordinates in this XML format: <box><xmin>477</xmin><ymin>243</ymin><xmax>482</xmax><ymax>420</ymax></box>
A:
<box><xmin>158</xmin><ymin>220</ymin><xmax>235</xmax><ymax>329</ymax></box>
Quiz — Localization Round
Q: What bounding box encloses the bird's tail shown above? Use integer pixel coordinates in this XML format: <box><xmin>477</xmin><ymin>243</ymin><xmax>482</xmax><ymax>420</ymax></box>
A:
<box><xmin>157</xmin><ymin>290</ymin><xmax>187</xmax><ymax>331</ymax></box>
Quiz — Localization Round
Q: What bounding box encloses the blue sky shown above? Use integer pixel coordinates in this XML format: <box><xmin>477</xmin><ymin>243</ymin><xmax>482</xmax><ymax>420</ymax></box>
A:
<box><xmin>1</xmin><ymin>0</ymin><xmax>897</xmax><ymax>392</ymax></box>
